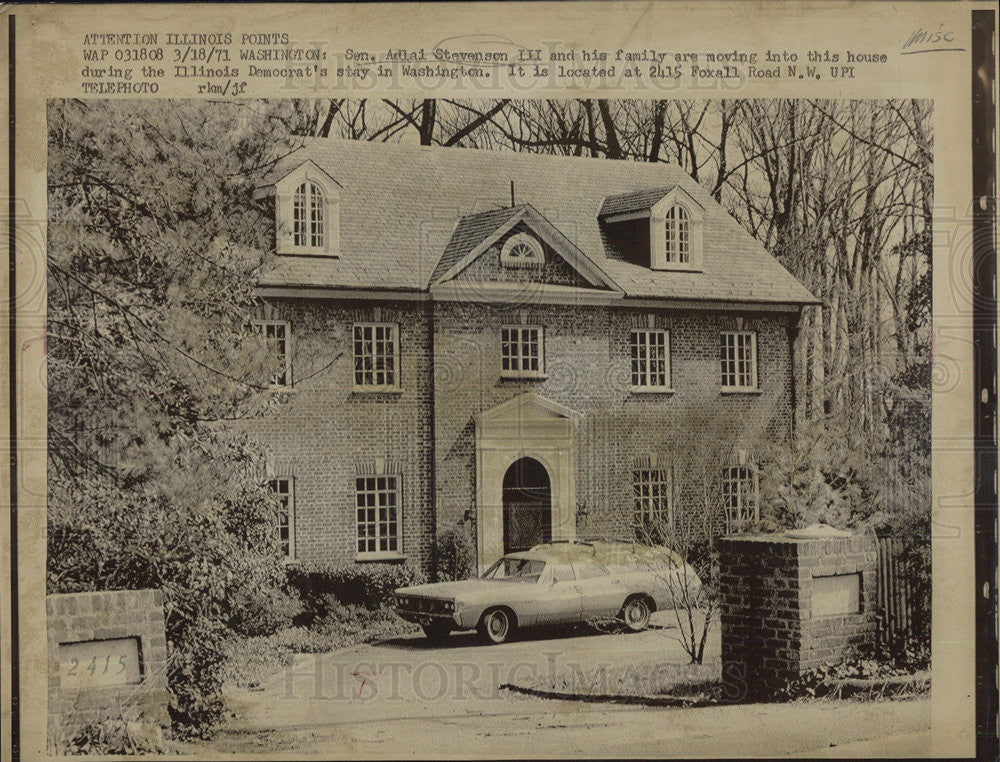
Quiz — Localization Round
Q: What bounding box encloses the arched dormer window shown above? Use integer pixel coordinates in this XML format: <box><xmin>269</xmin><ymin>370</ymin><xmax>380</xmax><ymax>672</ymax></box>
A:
<box><xmin>293</xmin><ymin>181</ymin><xmax>326</xmax><ymax>249</ymax></box>
<box><xmin>664</xmin><ymin>205</ymin><xmax>689</xmax><ymax>264</ymax></box>
<box><xmin>649</xmin><ymin>188</ymin><xmax>704</xmax><ymax>271</ymax></box>
<box><xmin>263</xmin><ymin>161</ymin><xmax>340</xmax><ymax>256</ymax></box>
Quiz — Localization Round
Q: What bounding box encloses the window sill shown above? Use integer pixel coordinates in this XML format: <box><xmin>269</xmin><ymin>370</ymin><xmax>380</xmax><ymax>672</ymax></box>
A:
<box><xmin>352</xmin><ymin>386</ymin><xmax>403</xmax><ymax>394</ymax></box>
<box><xmin>500</xmin><ymin>373</ymin><xmax>549</xmax><ymax>381</ymax></box>
<box><xmin>630</xmin><ymin>387</ymin><xmax>675</xmax><ymax>394</ymax></box>
<box><xmin>720</xmin><ymin>387</ymin><xmax>761</xmax><ymax>395</ymax></box>
<box><xmin>355</xmin><ymin>552</ymin><xmax>408</xmax><ymax>563</ymax></box>
<box><xmin>277</xmin><ymin>247</ymin><xmax>341</xmax><ymax>258</ymax></box>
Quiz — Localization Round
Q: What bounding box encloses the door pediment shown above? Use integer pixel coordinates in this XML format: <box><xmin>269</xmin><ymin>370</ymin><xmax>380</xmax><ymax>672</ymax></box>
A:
<box><xmin>475</xmin><ymin>392</ymin><xmax>582</xmax><ymax>440</ymax></box>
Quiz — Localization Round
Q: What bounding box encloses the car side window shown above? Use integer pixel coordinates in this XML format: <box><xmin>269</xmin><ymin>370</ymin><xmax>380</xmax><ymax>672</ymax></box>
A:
<box><xmin>574</xmin><ymin>562</ymin><xmax>610</xmax><ymax>580</ymax></box>
<box><xmin>548</xmin><ymin>563</ymin><xmax>576</xmax><ymax>584</ymax></box>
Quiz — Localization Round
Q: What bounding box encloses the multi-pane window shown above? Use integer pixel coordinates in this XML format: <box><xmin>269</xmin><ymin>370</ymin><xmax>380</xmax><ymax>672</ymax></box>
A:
<box><xmin>293</xmin><ymin>181</ymin><xmax>326</xmax><ymax>249</ymax></box>
<box><xmin>665</xmin><ymin>205</ymin><xmax>690</xmax><ymax>264</ymax></box>
<box><xmin>254</xmin><ymin>321</ymin><xmax>291</xmax><ymax>387</ymax></box>
<box><xmin>720</xmin><ymin>331</ymin><xmax>757</xmax><ymax>389</ymax></box>
<box><xmin>633</xmin><ymin>468</ymin><xmax>673</xmax><ymax>527</ymax></box>
<box><xmin>353</xmin><ymin>323</ymin><xmax>399</xmax><ymax>389</ymax></box>
<box><xmin>630</xmin><ymin>329</ymin><xmax>670</xmax><ymax>389</ymax></box>
<box><xmin>268</xmin><ymin>478</ymin><xmax>294</xmax><ymax>559</ymax></box>
<box><xmin>722</xmin><ymin>466</ymin><xmax>759</xmax><ymax>532</ymax></box>
<box><xmin>356</xmin><ymin>476</ymin><xmax>400</xmax><ymax>555</ymax></box>
<box><xmin>501</xmin><ymin>326</ymin><xmax>544</xmax><ymax>377</ymax></box>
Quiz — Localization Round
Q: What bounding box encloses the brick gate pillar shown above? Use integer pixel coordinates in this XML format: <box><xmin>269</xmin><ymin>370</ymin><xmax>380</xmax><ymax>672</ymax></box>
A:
<box><xmin>718</xmin><ymin>524</ymin><xmax>877</xmax><ymax>701</ymax></box>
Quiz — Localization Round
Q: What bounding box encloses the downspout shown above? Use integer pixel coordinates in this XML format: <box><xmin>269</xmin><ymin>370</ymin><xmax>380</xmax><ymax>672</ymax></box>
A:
<box><xmin>427</xmin><ymin>295</ymin><xmax>438</xmax><ymax>581</ymax></box>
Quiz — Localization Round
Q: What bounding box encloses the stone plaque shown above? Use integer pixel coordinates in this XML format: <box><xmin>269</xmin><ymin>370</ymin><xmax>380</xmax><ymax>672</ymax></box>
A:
<box><xmin>48</xmin><ymin>589</ymin><xmax>170</xmax><ymax>739</ymax></box>
<box><xmin>58</xmin><ymin>637</ymin><xmax>143</xmax><ymax>690</ymax></box>
<box><xmin>812</xmin><ymin>573</ymin><xmax>861</xmax><ymax>617</ymax></box>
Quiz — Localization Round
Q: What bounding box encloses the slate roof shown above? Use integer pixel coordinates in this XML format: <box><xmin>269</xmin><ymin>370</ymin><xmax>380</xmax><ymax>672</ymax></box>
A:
<box><xmin>256</xmin><ymin>139</ymin><xmax>818</xmax><ymax>305</ymax></box>
<box><xmin>429</xmin><ymin>205</ymin><xmax>525</xmax><ymax>284</ymax></box>
<box><xmin>599</xmin><ymin>187</ymin><xmax>676</xmax><ymax>218</ymax></box>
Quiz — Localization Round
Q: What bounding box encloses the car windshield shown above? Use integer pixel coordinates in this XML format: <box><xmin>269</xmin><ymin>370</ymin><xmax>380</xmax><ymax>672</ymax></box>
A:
<box><xmin>481</xmin><ymin>557</ymin><xmax>545</xmax><ymax>582</ymax></box>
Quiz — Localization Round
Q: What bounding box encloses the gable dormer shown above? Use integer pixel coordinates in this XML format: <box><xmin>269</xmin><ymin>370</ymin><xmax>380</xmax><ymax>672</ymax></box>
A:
<box><xmin>600</xmin><ymin>186</ymin><xmax>705</xmax><ymax>272</ymax></box>
<box><xmin>255</xmin><ymin>160</ymin><xmax>341</xmax><ymax>257</ymax></box>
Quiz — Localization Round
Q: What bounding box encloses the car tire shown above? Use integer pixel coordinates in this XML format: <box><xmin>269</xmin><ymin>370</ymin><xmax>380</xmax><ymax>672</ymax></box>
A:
<box><xmin>621</xmin><ymin>596</ymin><xmax>652</xmax><ymax>632</ymax></box>
<box><xmin>477</xmin><ymin>607</ymin><xmax>515</xmax><ymax>645</ymax></box>
<box><xmin>421</xmin><ymin>622</ymin><xmax>452</xmax><ymax>641</ymax></box>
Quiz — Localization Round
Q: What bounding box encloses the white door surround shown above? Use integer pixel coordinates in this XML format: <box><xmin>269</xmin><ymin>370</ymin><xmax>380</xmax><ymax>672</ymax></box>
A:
<box><xmin>474</xmin><ymin>392</ymin><xmax>581</xmax><ymax>573</ymax></box>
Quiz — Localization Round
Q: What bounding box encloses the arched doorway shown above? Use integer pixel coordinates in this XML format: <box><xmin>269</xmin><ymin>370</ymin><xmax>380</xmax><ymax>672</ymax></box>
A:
<box><xmin>502</xmin><ymin>457</ymin><xmax>552</xmax><ymax>553</ymax></box>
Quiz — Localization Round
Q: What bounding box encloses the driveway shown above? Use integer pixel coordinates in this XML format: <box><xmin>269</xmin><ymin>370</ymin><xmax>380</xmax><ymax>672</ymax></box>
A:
<box><xmin>198</xmin><ymin>612</ymin><xmax>931</xmax><ymax>758</ymax></box>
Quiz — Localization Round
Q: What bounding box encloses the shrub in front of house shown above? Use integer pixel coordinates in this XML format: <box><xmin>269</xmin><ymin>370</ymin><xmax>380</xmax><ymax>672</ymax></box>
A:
<box><xmin>434</xmin><ymin>525</ymin><xmax>476</xmax><ymax>581</ymax></box>
<box><xmin>287</xmin><ymin>562</ymin><xmax>426</xmax><ymax>624</ymax></box>
<box><xmin>47</xmin><ymin>442</ymin><xmax>302</xmax><ymax>736</ymax></box>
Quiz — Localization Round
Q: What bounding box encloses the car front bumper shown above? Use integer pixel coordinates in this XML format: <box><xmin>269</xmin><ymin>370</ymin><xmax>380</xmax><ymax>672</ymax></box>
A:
<box><xmin>394</xmin><ymin>607</ymin><xmax>463</xmax><ymax>628</ymax></box>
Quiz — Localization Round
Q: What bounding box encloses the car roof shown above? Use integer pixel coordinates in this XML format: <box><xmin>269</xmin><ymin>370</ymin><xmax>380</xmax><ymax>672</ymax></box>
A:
<box><xmin>528</xmin><ymin>540</ymin><xmax>684</xmax><ymax>566</ymax></box>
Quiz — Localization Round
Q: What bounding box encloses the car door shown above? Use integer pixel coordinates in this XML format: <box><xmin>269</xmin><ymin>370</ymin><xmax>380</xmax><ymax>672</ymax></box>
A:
<box><xmin>534</xmin><ymin>563</ymin><xmax>582</xmax><ymax>624</ymax></box>
<box><xmin>574</xmin><ymin>561</ymin><xmax>628</xmax><ymax>620</ymax></box>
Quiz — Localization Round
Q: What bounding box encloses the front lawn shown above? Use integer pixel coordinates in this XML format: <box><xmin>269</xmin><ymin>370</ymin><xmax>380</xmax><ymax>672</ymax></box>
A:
<box><xmin>222</xmin><ymin>603</ymin><xmax>418</xmax><ymax>690</ymax></box>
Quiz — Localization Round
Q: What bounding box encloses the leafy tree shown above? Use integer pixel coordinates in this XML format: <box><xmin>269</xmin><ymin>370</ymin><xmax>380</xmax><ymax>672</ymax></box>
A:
<box><xmin>46</xmin><ymin>100</ymin><xmax>316</xmax><ymax>733</ymax></box>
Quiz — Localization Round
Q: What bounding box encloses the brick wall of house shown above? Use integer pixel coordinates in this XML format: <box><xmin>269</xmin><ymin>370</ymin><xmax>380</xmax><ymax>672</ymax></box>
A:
<box><xmin>246</xmin><ymin>298</ymin><xmax>436</xmax><ymax>572</ymax></box>
<box><xmin>432</xmin><ymin>300</ymin><xmax>798</xmax><ymax>551</ymax></box>
<box><xmin>718</xmin><ymin>533</ymin><xmax>877</xmax><ymax>700</ymax></box>
<box><xmin>249</xmin><ymin>292</ymin><xmax>799</xmax><ymax>572</ymax></box>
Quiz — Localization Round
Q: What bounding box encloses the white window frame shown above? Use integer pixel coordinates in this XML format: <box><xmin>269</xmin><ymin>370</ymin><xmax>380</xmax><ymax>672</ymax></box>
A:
<box><xmin>630</xmin><ymin>329</ymin><xmax>672</xmax><ymax>391</ymax></box>
<box><xmin>500</xmin><ymin>325</ymin><xmax>545</xmax><ymax>379</ymax></box>
<box><xmin>633</xmin><ymin>467</ymin><xmax>674</xmax><ymax>528</ymax></box>
<box><xmin>355</xmin><ymin>474</ymin><xmax>402</xmax><ymax>558</ymax></box>
<box><xmin>253</xmin><ymin>320</ymin><xmax>292</xmax><ymax>388</ymax></box>
<box><xmin>722</xmin><ymin>465</ymin><xmax>759</xmax><ymax>533</ymax></box>
<box><xmin>268</xmin><ymin>477</ymin><xmax>295</xmax><ymax>560</ymax></box>
<box><xmin>720</xmin><ymin>331</ymin><xmax>758</xmax><ymax>391</ymax></box>
<box><xmin>499</xmin><ymin>232</ymin><xmax>544</xmax><ymax>269</ymax></box>
<box><xmin>649</xmin><ymin>190</ymin><xmax>703</xmax><ymax>272</ymax></box>
<box><xmin>353</xmin><ymin>322</ymin><xmax>401</xmax><ymax>391</ymax></box>
<box><xmin>270</xmin><ymin>163</ymin><xmax>340</xmax><ymax>257</ymax></box>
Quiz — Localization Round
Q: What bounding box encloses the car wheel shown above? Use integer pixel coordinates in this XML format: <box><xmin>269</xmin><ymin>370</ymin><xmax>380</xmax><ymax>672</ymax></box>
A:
<box><xmin>421</xmin><ymin>622</ymin><xmax>451</xmax><ymax>641</ymax></box>
<box><xmin>621</xmin><ymin>596</ymin><xmax>652</xmax><ymax>632</ymax></box>
<box><xmin>478</xmin><ymin>608</ymin><xmax>514</xmax><ymax>644</ymax></box>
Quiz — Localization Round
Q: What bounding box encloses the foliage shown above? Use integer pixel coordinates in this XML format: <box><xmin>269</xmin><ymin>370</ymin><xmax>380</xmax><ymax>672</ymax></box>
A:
<box><xmin>777</xmin><ymin>638</ymin><xmax>931</xmax><ymax>701</ymax></box>
<box><xmin>758</xmin><ymin>418</ymin><xmax>883</xmax><ymax>531</ymax></box>
<box><xmin>51</xmin><ymin>702</ymin><xmax>168</xmax><ymax>756</ymax></box>
<box><xmin>45</xmin><ymin>100</ymin><xmax>320</xmax><ymax>735</ymax></box>
<box><xmin>287</xmin><ymin>562</ymin><xmax>427</xmax><ymax>623</ymax></box>
<box><xmin>221</xmin><ymin>604</ymin><xmax>419</xmax><ymax>690</ymax></box>
<box><xmin>434</xmin><ymin>525</ymin><xmax>476</xmax><ymax>581</ymax></box>
<box><xmin>47</xmin><ymin>436</ymin><xmax>303</xmax><ymax>734</ymax></box>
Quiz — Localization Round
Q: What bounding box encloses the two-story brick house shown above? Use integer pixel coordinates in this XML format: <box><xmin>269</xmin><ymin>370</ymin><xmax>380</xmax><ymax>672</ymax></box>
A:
<box><xmin>248</xmin><ymin>139</ymin><xmax>818</xmax><ymax>574</ymax></box>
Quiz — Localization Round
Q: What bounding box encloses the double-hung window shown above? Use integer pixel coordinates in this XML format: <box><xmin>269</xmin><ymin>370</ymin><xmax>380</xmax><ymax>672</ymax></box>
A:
<box><xmin>722</xmin><ymin>466</ymin><xmax>759</xmax><ymax>532</ymax></box>
<box><xmin>268</xmin><ymin>477</ymin><xmax>295</xmax><ymax>559</ymax></box>
<box><xmin>254</xmin><ymin>320</ymin><xmax>291</xmax><ymax>388</ymax></box>
<box><xmin>353</xmin><ymin>323</ymin><xmax>399</xmax><ymax>390</ymax></box>
<box><xmin>630</xmin><ymin>329</ymin><xmax>670</xmax><ymax>390</ymax></box>
<box><xmin>501</xmin><ymin>326</ymin><xmax>544</xmax><ymax>378</ymax></box>
<box><xmin>356</xmin><ymin>476</ymin><xmax>400</xmax><ymax>555</ymax></box>
<box><xmin>633</xmin><ymin>467</ymin><xmax>673</xmax><ymax>529</ymax></box>
<box><xmin>720</xmin><ymin>331</ymin><xmax>757</xmax><ymax>390</ymax></box>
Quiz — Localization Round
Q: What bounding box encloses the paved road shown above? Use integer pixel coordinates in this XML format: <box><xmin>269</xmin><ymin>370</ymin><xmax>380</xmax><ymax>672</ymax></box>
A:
<box><xmin>198</xmin><ymin>615</ymin><xmax>930</xmax><ymax>758</ymax></box>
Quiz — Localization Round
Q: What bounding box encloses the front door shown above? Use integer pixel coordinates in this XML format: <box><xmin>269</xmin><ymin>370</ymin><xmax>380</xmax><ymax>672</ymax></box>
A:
<box><xmin>502</xmin><ymin>457</ymin><xmax>552</xmax><ymax>553</ymax></box>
